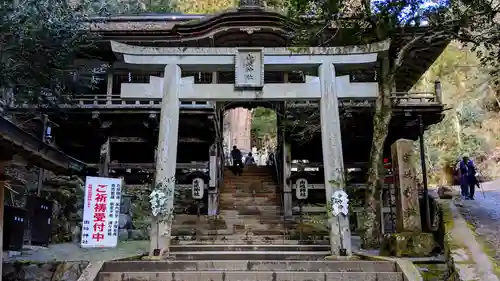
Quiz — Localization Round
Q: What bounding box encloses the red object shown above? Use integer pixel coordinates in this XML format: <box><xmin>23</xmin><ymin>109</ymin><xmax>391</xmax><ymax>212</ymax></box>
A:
<box><xmin>87</xmin><ymin>184</ymin><xmax>92</xmax><ymax>208</ymax></box>
<box><xmin>92</xmin><ymin>184</ymin><xmax>108</xmax><ymax>242</ymax></box>
<box><xmin>384</xmin><ymin>158</ymin><xmax>393</xmax><ymax>183</ymax></box>
<box><xmin>92</xmin><ymin>233</ymin><xmax>105</xmax><ymax>242</ymax></box>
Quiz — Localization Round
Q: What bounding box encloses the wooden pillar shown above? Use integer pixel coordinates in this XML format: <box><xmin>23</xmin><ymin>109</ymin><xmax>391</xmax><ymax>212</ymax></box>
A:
<box><xmin>106</xmin><ymin>73</ymin><xmax>113</xmax><ymax>105</ymax></box>
<box><xmin>149</xmin><ymin>64</ymin><xmax>181</xmax><ymax>256</ymax></box>
<box><xmin>207</xmin><ymin>71</ymin><xmax>219</xmax><ymax>217</ymax></box>
<box><xmin>98</xmin><ymin>138</ymin><xmax>111</xmax><ymax>177</ymax></box>
<box><xmin>391</xmin><ymin>139</ymin><xmax>422</xmax><ymax>232</ymax></box>
<box><xmin>277</xmin><ymin>102</ymin><xmax>292</xmax><ymax>219</ymax></box>
<box><xmin>36</xmin><ymin>114</ymin><xmax>48</xmax><ymax>196</ymax></box>
<box><xmin>0</xmin><ymin>151</ymin><xmax>13</xmax><ymax>279</ymax></box>
<box><xmin>318</xmin><ymin>63</ymin><xmax>351</xmax><ymax>255</ymax></box>
<box><xmin>282</xmin><ymin>142</ymin><xmax>292</xmax><ymax>218</ymax></box>
<box><xmin>434</xmin><ymin>80</ymin><xmax>442</xmax><ymax>104</ymax></box>
<box><xmin>208</xmin><ymin>144</ymin><xmax>218</xmax><ymax>216</ymax></box>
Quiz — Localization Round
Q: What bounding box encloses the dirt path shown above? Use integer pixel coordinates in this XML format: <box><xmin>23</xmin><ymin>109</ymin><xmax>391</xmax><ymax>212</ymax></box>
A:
<box><xmin>455</xmin><ymin>179</ymin><xmax>500</xmax><ymax>261</ymax></box>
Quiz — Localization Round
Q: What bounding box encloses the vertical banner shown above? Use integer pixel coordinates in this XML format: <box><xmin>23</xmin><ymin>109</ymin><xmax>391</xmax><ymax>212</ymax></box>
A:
<box><xmin>81</xmin><ymin>176</ymin><xmax>122</xmax><ymax>248</ymax></box>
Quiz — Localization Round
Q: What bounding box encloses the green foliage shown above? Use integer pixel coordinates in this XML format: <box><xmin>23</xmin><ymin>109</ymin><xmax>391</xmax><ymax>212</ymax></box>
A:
<box><xmin>0</xmin><ymin>0</ymin><xmax>107</xmax><ymax>111</ymax></box>
<box><xmin>174</xmin><ymin>0</ymin><xmax>235</xmax><ymax>13</ymax></box>
<box><xmin>414</xmin><ymin>42</ymin><xmax>500</xmax><ymax>184</ymax></box>
<box><xmin>284</xmin><ymin>0</ymin><xmax>499</xmax><ymax>248</ymax></box>
<box><xmin>251</xmin><ymin>107</ymin><xmax>277</xmax><ymax>149</ymax></box>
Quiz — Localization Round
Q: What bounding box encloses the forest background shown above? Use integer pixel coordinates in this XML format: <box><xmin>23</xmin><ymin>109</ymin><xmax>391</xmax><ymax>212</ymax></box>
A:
<box><xmin>2</xmin><ymin>0</ymin><xmax>500</xmax><ymax>248</ymax></box>
<box><xmin>4</xmin><ymin>0</ymin><xmax>500</xmax><ymax>185</ymax></box>
<box><xmin>167</xmin><ymin>0</ymin><xmax>500</xmax><ymax>186</ymax></box>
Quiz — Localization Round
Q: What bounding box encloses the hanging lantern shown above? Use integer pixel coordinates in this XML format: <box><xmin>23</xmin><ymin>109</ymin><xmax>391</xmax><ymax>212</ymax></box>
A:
<box><xmin>192</xmin><ymin>178</ymin><xmax>204</xmax><ymax>200</ymax></box>
<box><xmin>295</xmin><ymin>178</ymin><xmax>309</xmax><ymax>200</ymax></box>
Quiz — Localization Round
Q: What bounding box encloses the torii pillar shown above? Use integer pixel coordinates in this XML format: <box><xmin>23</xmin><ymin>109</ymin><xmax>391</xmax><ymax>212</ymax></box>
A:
<box><xmin>149</xmin><ymin>64</ymin><xmax>181</xmax><ymax>255</ymax></box>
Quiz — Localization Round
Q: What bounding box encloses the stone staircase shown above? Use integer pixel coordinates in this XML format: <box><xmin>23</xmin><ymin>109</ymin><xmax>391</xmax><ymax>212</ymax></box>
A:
<box><xmin>94</xmin><ymin>166</ymin><xmax>407</xmax><ymax>281</ymax></box>
<box><xmin>172</xmin><ymin>166</ymin><xmax>287</xmax><ymax>241</ymax></box>
<box><xmin>96</xmin><ymin>259</ymin><xmax>406</xmax><ymax>281</ymax></box>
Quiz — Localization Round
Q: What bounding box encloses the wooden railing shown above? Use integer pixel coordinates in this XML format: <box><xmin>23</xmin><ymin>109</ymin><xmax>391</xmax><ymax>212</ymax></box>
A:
<box><xmin>10</xmin><ymin>84</ymin><xmax>442</xmax><ymax>110</ymax></box>
<box><xmin>65</xmin><ymin>95</ymin><xmax>214</xmax><ymax>109</ymax></box>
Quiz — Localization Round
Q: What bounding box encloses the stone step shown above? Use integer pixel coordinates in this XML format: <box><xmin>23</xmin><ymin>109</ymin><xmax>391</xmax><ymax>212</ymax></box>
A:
<box><xmin>174</xmin><ymin>214</ymin><xmax>285</xmax><ymax>222</ymax></box>
<box><xmin>170</xmin><ymin>244</ymin><xmax>331</xmax><ymax>252</ymax></box>
<box><xmin>222</xmin><ymin>177</ymin><xmax>276</xmax><ymax>181</ymax></box>
<box><xmin>218</xmin><ymin>195</ymin><xmax>278</xmax><ymax>202</ymax></box>
<box><xmin>220</xmin><ymin>193</ymin><xmax>278</xmax><ymax>197</ymax></box>
<box><xmin>173</xmin><ymin>219</ymin><xmax>286</xmax><ymax>228</ymax></box>
<box><xmin>172</xmin><ymin>229</ymin><xmax>326</xmax><ymax>237</ymax></box>
<box><xmin>170</xmin><ymin>251</ymin><xmax>331</xmax><ymax>260</ymax></box>
<box><xmin>220</xmin><ymin>186</ymin><xmax>277</xmax><ymax>192</ymax></box>
<box><xmin>223</xmin><ymin>173</ymin><xmax>275</xmax><ymax>177</ymax></box>
<box><xmin>219</xmin><ymin>196</ymin><xmax>279</xmax><ymax>202</ymax></box>
<box><xmin>224</xmin><ymin>167</ymin><xmax>274</xmax><ymax>172</ymax></box>
<box><xmin>218</xmin><ymin>204</ymin><xmax>281</xmax><ymax>211</ymax></box>
<box><xmin>223</xmin><ymin>176</ymin><xmax>275</xmax><ymax>179</ymax></box>
<box><xmin>221</xmin><ymin>217</ymin><xmax>286</xmax><ymax>223</ymax></box>
<box><xmin>173</xmin><ymin>234</ymin><xmax>286</xmax><ymax>241</ymax></box>
<box><xmin>171</xmin><ymin>240</ymin><xmax>330</xmax><ymax>245</ymax></box>
<box><xmin>99</xmin><ymin>271</ymin><xmax>403</xmax><ymax>281</ymax></box>
<box><xmin>221</xmin><ymin>185</ymin><xmax>276</xmax><ymax>189</ymax></box>
<box><xmin>222</xmin><ymin>177</ymin><xmax>275</xmax><ymax>181</ymax></box>
<box><xmin>101</xmin><ymin>260</ymin><xmax>398</xmax><ymax>272</ymax></box>
<box><xmin>220</xmin><ymin>205</ymin><xmax>282</xmax><ymax>211</ymax></box>
<box><xmin>173</xmin><ymin>228</ymin><xmax>287</xmax><ymax>236</ymax></box>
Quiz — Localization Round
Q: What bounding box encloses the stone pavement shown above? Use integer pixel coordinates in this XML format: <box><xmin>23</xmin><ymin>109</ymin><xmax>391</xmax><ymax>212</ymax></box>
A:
<box><xmin>455</xmin><ymin>179</ymin><xmax>500</xmax><ymax>262</ymax></box>
<box><xmin>3</xmin><ymin>240</ymin><xmax>148</xmax><ymax>262</ymax></box>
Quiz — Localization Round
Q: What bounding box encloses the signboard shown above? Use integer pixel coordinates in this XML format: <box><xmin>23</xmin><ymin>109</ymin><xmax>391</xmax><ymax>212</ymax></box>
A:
<box><xmin>235</xmin><ymin>48</ymin><xmax>264</xmax><ymax>88</ymax></box>
<box><xmin>81</xmin><ymin>176</ymin><xmax>122</xmax><ymax>248</ymax></box>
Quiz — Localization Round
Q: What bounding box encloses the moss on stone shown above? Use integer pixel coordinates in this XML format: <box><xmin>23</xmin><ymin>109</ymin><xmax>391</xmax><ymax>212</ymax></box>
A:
<box><xmin>380</xmin><ymin>232</ymin><xmax>437</xmax><ymax>257</ymax></box>
<box><xmin>463</xmin><ymin>220</ymin><xmax>500</xmax><ymax>279</ymax></box>
<box><xmin>418</xmin><ymin>264</ymin><xmax>448</xmax><ymax>281</ymax></box>
<box><xmin>324</xmin><ymin>255</ymin><xmax>361</xmax><ymax>261</ymax></box>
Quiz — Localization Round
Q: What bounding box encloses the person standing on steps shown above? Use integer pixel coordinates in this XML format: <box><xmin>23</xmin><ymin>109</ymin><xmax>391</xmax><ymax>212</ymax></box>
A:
<box><xmin>245</xmin><ymin>152</ymin><xmax>256</xmax><ymax>165</ymax></box>
<box><xmin>231</xmin><ymin>145</ymin><xmax>244</xmax><ymax>176</ymax></box>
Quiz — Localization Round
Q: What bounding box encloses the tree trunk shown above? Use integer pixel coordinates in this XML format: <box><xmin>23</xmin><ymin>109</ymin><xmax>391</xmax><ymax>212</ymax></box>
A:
<box><xmin>361</xmin><ymin>58</ymin><xmax>394</xmax><ymax>249</ymax></box>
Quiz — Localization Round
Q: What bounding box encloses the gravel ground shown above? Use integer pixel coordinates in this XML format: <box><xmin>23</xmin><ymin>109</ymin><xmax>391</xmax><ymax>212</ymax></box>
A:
<box><xmin>455</xmin><ymin>179</ymin><xmax>500</xmax><ymax>261</ymax></box>
<box><xmin>3</xmin><ymin>240</ymin><xmax>148</xmax><ymax>262</ymax></box>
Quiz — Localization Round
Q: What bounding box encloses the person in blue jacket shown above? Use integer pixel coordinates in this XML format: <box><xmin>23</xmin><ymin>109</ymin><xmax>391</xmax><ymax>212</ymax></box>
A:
<box><xmin>455</xmin><ymin>155</ymin><xmax>477</xmax><ymax>200</ymax></box>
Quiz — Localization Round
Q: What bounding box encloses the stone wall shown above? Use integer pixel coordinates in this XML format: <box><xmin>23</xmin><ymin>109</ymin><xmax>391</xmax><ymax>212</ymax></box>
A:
<box><xmin>43</xmin><ymin>175</ymin><xmax>85</xmax><ymax>243</ymax></box>
<box><xmin>118</xmin><ymin>184</ymin><xmax>150</xmax><ymax>241</ymax></box>
<box><xmin>3</xmin><ymin>165</ymin><xmax>85</xmax><ymax>244</ymax></box>
<box><xmin>118</xmin><ymin>184</ymin><xmax>204</xmax><ymax>241</ymax></box>
<box><xmin>2</xmin><ymin>261</ymin><xmax>88</xmax><ymax>281</ymax></box>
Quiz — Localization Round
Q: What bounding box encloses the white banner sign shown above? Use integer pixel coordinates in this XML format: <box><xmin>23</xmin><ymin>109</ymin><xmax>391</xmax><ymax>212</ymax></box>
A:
<box><xmin>81</xmin><ymin>176</ymin><xmax>123</xmax><ymax>248</ymax></box>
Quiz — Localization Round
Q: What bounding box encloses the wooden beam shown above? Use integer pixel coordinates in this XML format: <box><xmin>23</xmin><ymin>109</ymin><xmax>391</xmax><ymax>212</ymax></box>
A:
<box><xmin>108</xmin><ymin>137</ymin><xmax>210</xmax><ymax>143</ymax></box>
<box><xmin>290</xmin><ymin>183</ymin><xmax>390</xmax><ymax>190</ymax></box>
<box><xmin>125</xmin><ymin>184</ymin><xmax>206</xmax><ymax>189</ymax></box>
<box><xmin>178</xmin><ymin>138</ymin><xmax>211</xmax><ymax>143</ymax></box>
<box><xmin>0</xmin><ymin>153</ymin><xmax>13</xmax><ymax>279</ymax></box>
<box><xmin>98</xmin><ymin>138</ymin><xmax>111</xmax><ymax>176</ymax></box>
<box><xmin>111</xmin><ymin>41</ymin><xmax>391</xmax><ymax>56</ymax></box>
<box><xmin>120</xmin><ymin>75</ymin><xmax>378</xmax><ymax>101</ymax></box>
<box><xmin>0</xmin><ymin>167</ymin><xmax>4</xmax><ymax>279</ymax></box>
<box><xmin>110</xmin><ymin>137</ymin><xmax>148</xmax><ymax>143</ymax></box>
<box><xmin>121</xmin><ymin>79</ymin><xmax>322</xmax><ymax>100</ymax></box>
<box><xmin>121</xmin><ymin>53</ymin><xmax>379</xmax><ymax>66</ymax></box>
<box><xmin>88</xmin><ymin>162</ymin><xmax>209</xmax><ymax>171</ymax></box>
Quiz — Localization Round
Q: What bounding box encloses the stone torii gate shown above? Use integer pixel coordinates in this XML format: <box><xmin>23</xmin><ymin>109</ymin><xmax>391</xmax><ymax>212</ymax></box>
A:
<box><xmin>111</xmin><ymin>40</ymin><xmax>390</xmax><ymax>255</ymax></box>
